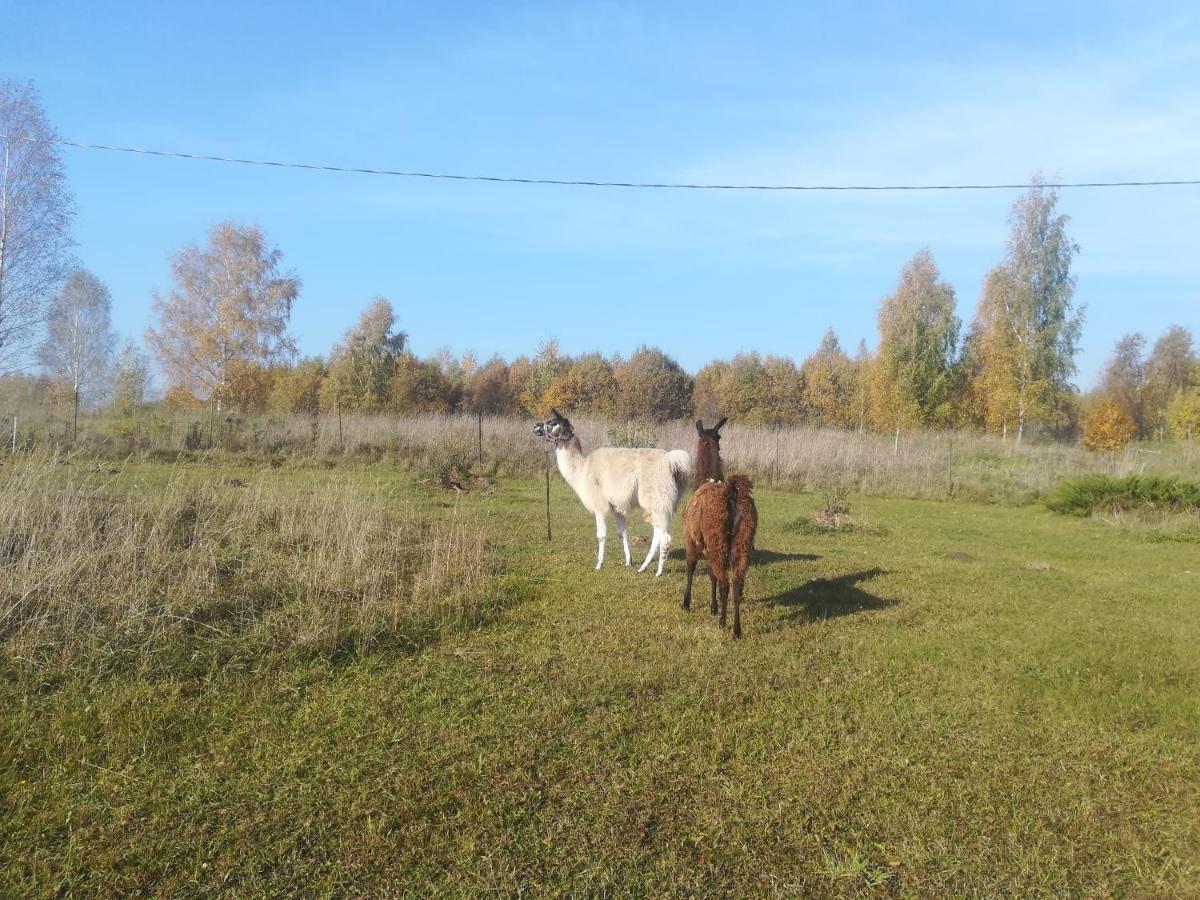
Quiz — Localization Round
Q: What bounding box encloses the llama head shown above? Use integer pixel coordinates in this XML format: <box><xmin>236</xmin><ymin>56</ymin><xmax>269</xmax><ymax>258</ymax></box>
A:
<box><xmin>533</xmin><ymin>408</ymin><xmax>575</xmax><ymax>446</ymax></box>
<box><xmin>695</xmin><ymin>418</ymin><xmax>727</xmax><ymax>443</ymax></box>
<box><xmin>693</xmin><ymin>418</ymin><xmax>727</xmax><ymax>486</ymax></box>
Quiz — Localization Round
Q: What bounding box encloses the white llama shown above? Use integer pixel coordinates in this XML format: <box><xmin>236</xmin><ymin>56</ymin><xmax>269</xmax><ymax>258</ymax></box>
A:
<box><xmin>533</xmin><ymin>409</ymin><xmax>691</xmax><ymax>576</ymax></box>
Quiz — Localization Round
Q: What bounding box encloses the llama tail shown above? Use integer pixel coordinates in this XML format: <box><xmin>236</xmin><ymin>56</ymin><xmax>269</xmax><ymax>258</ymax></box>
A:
<box><xmin>667</xmin><ymin>449</ymin><xmax>692</xmax><ymax>501</ymax></box>
<box><xmin>725</xmin><ymin>475</ymin><xmax>754</xmax><ymax>566</ymax></box>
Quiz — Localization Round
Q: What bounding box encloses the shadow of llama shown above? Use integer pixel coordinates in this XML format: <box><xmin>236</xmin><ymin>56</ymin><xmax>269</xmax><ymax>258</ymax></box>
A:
<box><xmin>682</xmin><ymin>418</ymin><xmax>758</xmax><ymax>638</ymax></box>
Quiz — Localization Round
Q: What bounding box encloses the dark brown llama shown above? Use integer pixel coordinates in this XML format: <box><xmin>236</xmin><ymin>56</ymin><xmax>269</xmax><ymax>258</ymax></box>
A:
<box><xmin>682</xmin><ymin>419</ymin><xmax>758</xmax><ymax>638</ymax></box>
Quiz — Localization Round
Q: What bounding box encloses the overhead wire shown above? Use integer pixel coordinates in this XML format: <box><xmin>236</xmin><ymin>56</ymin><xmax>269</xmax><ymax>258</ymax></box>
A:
<box><xmin>3</xmin><ymin>133</ymin><xmax>1199</xmax><ymax>192</ymax></box>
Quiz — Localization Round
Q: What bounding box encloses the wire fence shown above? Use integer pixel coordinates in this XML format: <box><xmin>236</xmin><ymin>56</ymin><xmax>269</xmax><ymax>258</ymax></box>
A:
<box><xmin>4</xmin><ymin>408</ymin><xmax>1196</xmax><ymax>504</ymax></box>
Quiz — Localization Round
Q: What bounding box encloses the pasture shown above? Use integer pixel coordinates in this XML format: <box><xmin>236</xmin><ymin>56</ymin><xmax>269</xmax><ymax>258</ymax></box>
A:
<box><xmin>2</xmin><ymin>450</ymin><xmax>1198</xmax><ymax>896</ymax></box>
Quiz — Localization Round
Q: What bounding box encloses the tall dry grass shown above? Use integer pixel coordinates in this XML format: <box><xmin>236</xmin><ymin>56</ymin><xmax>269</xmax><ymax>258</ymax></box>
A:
<box><xmin>319</xmin><ymin>413</ymin><xmax>1200</xmax><ymax>503</ymax></box>
<box><xmin>24</xmin><ymin>409</ymin><xmax>1200</xmax><ymax>503</ymax></box>
<box><xmin>0</xmin><ymin>456</ymin><xmax>501</xmax><ymax>676</ymax></box>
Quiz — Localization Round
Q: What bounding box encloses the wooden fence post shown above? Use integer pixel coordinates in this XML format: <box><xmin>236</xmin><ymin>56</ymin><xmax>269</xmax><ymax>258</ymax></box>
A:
<box><xmin>545</xmin><ymin>449</ymin><xmax>553</xmax><ymax>542</ymax></box>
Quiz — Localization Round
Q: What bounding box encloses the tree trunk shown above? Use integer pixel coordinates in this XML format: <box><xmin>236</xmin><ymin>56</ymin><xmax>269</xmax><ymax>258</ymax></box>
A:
<box><xmin>0</xmin><ymin>139</ymin><xmax>9</xmax><ymax>303</ymax></box>
<box><xmin>72</xmin><ymin>386</ymin><xmax>79</xmax><ymax>442</ymax></box>
<box><xmin>1016</xmin><ymin>386</ymin><xmax>1026</xmax><ymax>445</ymax></box>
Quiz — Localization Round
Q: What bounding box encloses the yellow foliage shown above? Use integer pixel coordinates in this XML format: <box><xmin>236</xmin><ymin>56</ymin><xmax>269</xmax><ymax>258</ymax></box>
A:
<box><xmin>164</xmin><ymin>384</ymin><xmax>204</xmax><ymax>410</ymax></box>
<box><xmin>1082</xmin><ymin>399</ymin><xmax>1136</xmax><ymax>452</ymax></box>
<box><xmin>1166</xmin><ymin>388</ymin><xmax>1200</xmax><ymax>440</ymax></box>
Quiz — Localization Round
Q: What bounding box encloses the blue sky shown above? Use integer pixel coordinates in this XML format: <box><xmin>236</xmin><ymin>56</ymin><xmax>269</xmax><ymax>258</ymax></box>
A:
<box><xmin>7</xmin><ymin>0</ymin><xmax>1200</xmax><ymax>386</ymax></box>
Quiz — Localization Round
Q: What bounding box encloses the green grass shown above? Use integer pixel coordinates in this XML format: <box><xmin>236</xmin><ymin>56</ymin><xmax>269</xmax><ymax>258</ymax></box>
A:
<box><xmin>3</xmin><ymin>460</ymin><xmax>1199</xmax><ymax>896</ymax></box>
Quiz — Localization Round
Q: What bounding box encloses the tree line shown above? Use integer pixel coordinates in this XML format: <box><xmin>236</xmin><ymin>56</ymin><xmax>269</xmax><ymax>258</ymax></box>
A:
<box><xmin>2</xmin><ymin>79</ymin><xmax>1197</xmax><ymax>447</ymax></box>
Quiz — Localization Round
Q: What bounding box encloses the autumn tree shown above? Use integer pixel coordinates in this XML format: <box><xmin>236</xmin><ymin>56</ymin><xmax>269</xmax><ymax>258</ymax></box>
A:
<box><xmin>430</xmin><ymin>346</ymin><xmax>471</xmax><ymax>407</ymax></box>
<box><xmin>1166</xmin><ymin>384</ymin><xmax>1200</xmax><ymax>440</ymax></box>
<box><xmin>507</xmin><ymin>356</ymin><xmax>534</xmax><ymax>414</ymax></box>
<box><xmin>269</xmin><ymin>357</ymin><xmax>326</xmax><ymax>415</ymax></box>
<box><xmin>108</xmin><ymin>340</ymin><xmax>152</xmax><ymax>416</ymax></box>
<box><xmin>1099</xmin><ymin>333</ymin><xmax>1148</xmax><ymax>436</ymax></box>
<box><xmin>0</xmin><ymin>82</ymin><xmax>75</xmax><ymax>373</ymax></box>
<box><xmin>1145</xmin><ymin>326</ymin><xmax>1196</xmax><ymax>437</ymax></box>
<box><xmin>38</xmin><ymin>269</ymin><xmax>116</xmax><ymax>438</ymax></box>
<box><xmin>147</xmin><ymin>222</ymin><xmax>299</xmax><ymax>411</ymax></box>
<box><xmin>873</xmin><ymin>249</ymin><xmax>961</xmax><ymax>430</ymax></box>
<box><xmin>763</xmin><ymin>354</ymin><xmax>805</xmax><ymax>425</ymax></box>
<box><xmin>464</xmin><ymin>355</ymin><xmax>515</xmax><ymax>414</ymax></box>
<box><xmin>801</xmin><ymin>330</ymin><xmax>854</xmax><ymax>427</ymax></box>
<box><xmin>611</xmin><ymin>346</ymin><xmax>691</xmax><ymax>421</ymax></box>
<box><xmin>971</xmin><ymin>180</ymin><xmax>1082</xmax><ymax>442</ymax></box>
<box><xmin>320</xmin><ymin>298</ymin><xmax>406</xmax><ymax>413</ymax></box>
<box><xmin>965</xmin><ymin>267</ymin><xmax>1020</xmax><ymax>435</ymax></box>
<box><xmin>541</xmin><ymin>353</ymin><xmax>618</xmax><ymax>416</ymax></box>
<box><xmin>520</xmin><ymin>340</ymin><xmax>570</xmax><ymax>415</ymax></box>
<box><xmin>693</xmin><ymin>353</ymin><xmax>802</xmax><ymax>425</ymax></box>
<box><xmin>850</xmin><ymin>340</ymin><xmax>872</xmax><ymax>432</ymax></box>
<box><xmin>223</xmin><ymin>361</ymin><xmax>280</xmax><ymax>412</ymax></box>
<box><xmin>691</xmin><ymin>354</ymin><xmax>766</xmax><ymax>423</ymax></box>
<box><xmin>1082</xmin><ymin>399</ymin><xmax>1136</xmax><ymax>452</ymax></box>
<box><xmin>390</xmin><ymin>353</ymin><xmax>457</xmax><ymax>413</ymax></box>
<box><xmin>691</xmin><ymin>360</ymin><xmax>732</xmax><ymax>421</ymax></box>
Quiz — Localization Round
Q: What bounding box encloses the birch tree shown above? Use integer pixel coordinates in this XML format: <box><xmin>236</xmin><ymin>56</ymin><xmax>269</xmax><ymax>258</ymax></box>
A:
<box><xmin>109</xmin><ymin>339</ymin><xmax>151</xmax><ymax>416</ymax></box>
<box><xmin>38</xmin><ymin>269</ymin><xmax>116</xmax><ymax>438</ymax></box>
<box><xmin>0</xmin><ymin>81</ymin><xmax>75</xmax><ymax>373</ymax></box>
<box><xmin>146</xmin><ymin>222</ymin><xmax>299</xmax><ymax>410</ymax></box>
<box><xmin>991</xmin><ymin>180</ymin><xmax>1082</xmax><ymax>442</ymax></box>
<box><xmin>320</xmin><ymin>298</ymin><xmax>406</xmax><ymax>413</ymax></box>
<box><xmin>873</xmin><ymin>249</ymin><xmax>961</xmax><ymax>430</ymax></box>
<box><xmin>965</xmin><ymin>268</ymin><xmax>1017</xmax><ymax>436</ymax></box>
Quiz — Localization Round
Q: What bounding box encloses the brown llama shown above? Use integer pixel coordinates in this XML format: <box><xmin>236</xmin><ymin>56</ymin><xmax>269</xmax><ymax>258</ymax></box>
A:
<box><xmin>682</xmin><ymin>419</ymin><xmax>758</xmax><ymax>638</ymax></box>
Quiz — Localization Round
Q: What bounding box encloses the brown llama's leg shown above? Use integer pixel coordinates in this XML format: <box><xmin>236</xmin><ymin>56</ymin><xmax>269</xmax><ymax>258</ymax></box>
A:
<box><xmin>732</xmin><ymin>579</ymin><xmax>743</xmax><ymax>639</ymax></box>
<box><xmin>683</xmin><ymin>543</ymin><xmax>698</xmax><ymax>610</ymax></box>
<box><xmin>718</xmin><ymin>580</ymin><xmax>730</xmax><ymax>630</ymax></box>
<box><xmin>709</xmin><ymin>571</ymin><xmax>718</xmax><ymax>615</ymax></box>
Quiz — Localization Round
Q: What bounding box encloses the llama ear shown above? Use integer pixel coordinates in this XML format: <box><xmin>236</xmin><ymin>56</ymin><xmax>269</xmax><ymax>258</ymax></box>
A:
<box><xmin>696</xmin><ymin>420</ymin><xmax>704</xmax><ymax>435</ymax></box>
<box><xmin>715</xmin><ymin>417</ymin><xmax>728</xmax><ymax>432</ymax></box>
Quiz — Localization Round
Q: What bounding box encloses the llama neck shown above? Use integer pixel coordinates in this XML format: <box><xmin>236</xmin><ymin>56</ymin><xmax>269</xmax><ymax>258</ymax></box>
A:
<box><xmin>554</xmin><ymin>436</ymin><xmax>587</xmax><ymax>493</ymax></box>
<box><xmin>694</xmin><ymin>441</ymin><xmax>724</xmax><ymax>486</ymax></box>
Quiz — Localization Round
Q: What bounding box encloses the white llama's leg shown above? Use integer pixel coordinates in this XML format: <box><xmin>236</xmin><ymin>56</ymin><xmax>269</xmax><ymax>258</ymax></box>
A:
<box><xmin>638</xmin><ymin>527</ymin><xmax>661</xmax><ymax>573</ymax></box>
<box><xmin>655</xmin><ymin>530</ymin><xmax>672</xmax><ymax>577</ymax></box>
<box><xmin>594</xmin><ymin>512</ymin><xmax>607</xmax><ymax>570</ymax></box>
<box><xmin>614</xmin><ymin>512</ymin><xmax>631</xmax><ymax>566</ymax></box>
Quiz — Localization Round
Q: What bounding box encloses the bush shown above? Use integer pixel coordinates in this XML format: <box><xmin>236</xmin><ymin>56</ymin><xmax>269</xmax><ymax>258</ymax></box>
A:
<box><xmin>1082</xmin><ymin>399</ymin><xmax>1137</xmax><ymax>452</ymax></box>
<box><xmin>1045</xmin><ymin>474</ymin><xmax>1200</xmax><ymax>517</ymax></box>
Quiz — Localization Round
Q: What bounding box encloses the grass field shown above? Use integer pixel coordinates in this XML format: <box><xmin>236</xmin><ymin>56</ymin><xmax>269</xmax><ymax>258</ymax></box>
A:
<box><xmin>3</xmin><ymin>456</ymin><xmax>1199</xmax><ymax>896</ymax></box>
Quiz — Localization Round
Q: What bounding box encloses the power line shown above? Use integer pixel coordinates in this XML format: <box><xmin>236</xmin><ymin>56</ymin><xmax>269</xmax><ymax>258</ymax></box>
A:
<box><xmin>4</xmin><ymin>132</ymin><xmax>1200</xmax><ymax>192</ymax></box>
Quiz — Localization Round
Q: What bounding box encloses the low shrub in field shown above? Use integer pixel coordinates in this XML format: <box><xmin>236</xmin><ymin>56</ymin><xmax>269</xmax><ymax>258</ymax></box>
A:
<box><xmin>0</xmin><ymin>459</ymin><xmax>503</xmax><ymax>676</ymax></box>
<box><xmin>1045</xmin><ymin>474</ymin><xmax>1200</xmax><ymax>516</ymax></box>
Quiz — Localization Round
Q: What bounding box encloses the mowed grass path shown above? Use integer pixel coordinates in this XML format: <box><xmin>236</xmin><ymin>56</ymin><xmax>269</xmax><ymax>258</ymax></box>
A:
<box><xmin>4</xmin><ymin>465</ymin><xmax>1199</xmax><ymax>896</ymax></box>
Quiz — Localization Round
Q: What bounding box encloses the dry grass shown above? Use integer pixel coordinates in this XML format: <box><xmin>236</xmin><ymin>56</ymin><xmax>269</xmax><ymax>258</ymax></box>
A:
<box><xmin>0</xmin><ymin>455</ymin><xmax>502</xmax><ymax>676</ymax></box>
<box><xmin>20</xmin><ymin>409</ymin><xmax>1200</xmax><ymax>503</ymax></box>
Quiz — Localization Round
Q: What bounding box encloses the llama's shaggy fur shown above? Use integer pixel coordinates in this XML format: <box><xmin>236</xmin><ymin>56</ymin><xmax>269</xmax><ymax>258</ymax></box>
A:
<box><xmin>683</xmin><ymin>419</ymin><xmax>758</xmax><ymax>638</ymax></box>
<box><xmin>534</xmin><ymin>409</ymin><xmax>691</xmax><ymax>575</ymax></box>
<box><xmin>692</xmin><ymin>416</ymin><xmax>725</xmax><ymax>488</ymax></box>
